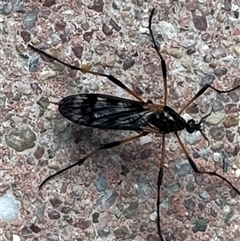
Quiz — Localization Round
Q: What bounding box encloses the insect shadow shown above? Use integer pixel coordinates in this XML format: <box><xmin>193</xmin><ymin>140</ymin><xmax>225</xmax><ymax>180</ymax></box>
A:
<box><xmin>28</xmin><ymin>8</ymin><xmax>240</xmax><ymax>241</ymax></box>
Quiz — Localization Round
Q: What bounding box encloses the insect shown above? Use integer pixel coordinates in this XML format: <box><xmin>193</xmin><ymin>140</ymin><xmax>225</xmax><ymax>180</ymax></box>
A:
<box><xmin>29</xmin><ymin>8</ymin><xmax>240</xmax><ymax>241</ymax></box>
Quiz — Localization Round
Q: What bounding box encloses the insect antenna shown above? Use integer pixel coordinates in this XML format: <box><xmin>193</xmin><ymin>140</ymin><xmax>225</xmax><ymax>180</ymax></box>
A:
<box><xmin>197</xmin><ymin>108</ymin><xmax>213</xmax><ymax>145</ymax></box>
<box><xmin>179</xmin><ymin>84</ymin><xmax>240</xmax><ymax>115</ymax></box>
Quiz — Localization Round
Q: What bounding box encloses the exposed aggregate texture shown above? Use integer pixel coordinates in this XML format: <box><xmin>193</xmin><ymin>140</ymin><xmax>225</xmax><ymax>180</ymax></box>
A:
<box><xmin>1</xmin><ymin>1</ymin><xmax>240</xmax><ymax>241</ymax></box>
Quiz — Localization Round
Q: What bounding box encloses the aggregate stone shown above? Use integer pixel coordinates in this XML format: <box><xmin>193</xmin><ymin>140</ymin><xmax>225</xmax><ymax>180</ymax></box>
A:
<box><xmin>223</xmin><ymin>115</ymin><xmax>239</xmax><ymax>128</ymax></box>
<box><xmin>203</xmin><ymin>53</ymin><xmax>212</xmax><ymax>63</ymax></box>
<box><xmin>173</xmin><ymin>161</ymin><xmax>191</xmax><ymax>176</ymax></box>
<box><xmin>72</xmin><ymin>44</ymin><xmax>83</xmax><ymax>58</ymax></box>
<box><xmin>123</xmin><ymin>58</ymin><xmax>135</xmax><ymax>70</ymax></box>
<box><xmin>73</xmin><ymin>218</ymin><xmax>90</xmax><ymax>230</ymax></box>
<box><xmin>36</xmin><ymin>202</ymin><xmax>46</xmax><ymax>223</ymax></box>
<box><xmin>48</xmin><ymin>210</ymin><xmax>60</xmax><ymax>220</ymax></box>
<box><xmin>212</xmin><ymin>99</ymin><xmax>224</xmax><ymax>112</ymax></box>
<box><xmin>225</xmin><ymin>104</ymin><xmax>238</xmax><ymax>114</ymax></box>
<box><xmin>97</xmin><ymin>228</ymin><xmax>111</xmax><ymax>238</ymax></box>
<box><xmin>214</xmin><ymin>67</ymin><xmax>227</xmax><ymax>77</ymax></box>
<box><xmin>185</xmin><ymin>132</ymin><xmax>202</xmax><ymax>145</ymax></box>
<box><xmin>97</xmin><ymin>190</ymin><xmax>118</xmax><ymax>209</ymax></box>
<box><xmin>92</xmin><ymin>212</ymin><xmax>100</xmax><ymax>223</ymax></box>
<box><xmin>144</xmin><ymin>63</ymin><xmax>155</xmax><ymax>74</ymax></box>
<box><xmin>30</xmin><ymin>83</ymin><xmax>42</xmax><ymax>95</ymax></box>
<box><xmin>29</xmin><ymin>224</ymin><xmax>41</xmax><ymax>233</ymax></box>
<box><xmin>109</xmin><ymin>18</ymin><xmax>121</xmax><ymax>31</ymax></box>
<box><xmin>88</xmin><ymin>0</ymin><xmax>104</xmax><ymax>12</ymax></box>
<box><xmin>113</xmin><ymin>226</ymin><xmax>129</xmax><ymax>239</ymax></box>
<box><xmin>192</xmin><ymin>15</ymin><xmax>207</xmax><ymax>31</ymax></box>
<box><xmin>164</xmin><ymin>181</ymin><xmax>181</xmax><ymax>193</ymax></box>
<box><xmin>83</xmin><ymin>30</ymin><xmax>94</xmax><ymax>43</ymax></box>
<box><xmin>95</xmin><ymin>172</ymin><xmax>109</xmax><ymax>191</ymax></box>
<box><xmin>54</xmin><ymin>20</ymin><xmax>66</xmax><ymax>32</ymax></box>
<box><xmin>53</xmin><ymin>118</ymin><xmax>69</xmax><ymax>133</ymax></box>
<box><xmin>200</xmin><ymin>74</ymin><xmax>215</xmax><ymax>87</ymax></box>
<box><xmin>15</xmin><ymin>2</ymin><xmax>26</xmax><ymax>13</ymax></box>
<box><xmin>159</xmin><ymin>21</ymin><xmax>177</xmax><ymax>40</ymax></box>
<box><xmin>0</xmin><ymin>96</ymin><xmax>6</xmax><ymax>108</ymax></box>
<box><xmin>39</xmin><ymin>70</ymin><xmax>57</xmax><ymax>80</ymax></box>
<box><xmin>21</xmin><ymin>226</ymin><xmax>33</xmax><ymax>238</ymax></box>
<box><xmin>28</xmin><ymin>54</ymin><xmax>40</xmax><ymax>72</ymax></box>
<box><xmin>233</xmin><ymin>45</ymin><xmax>240</xmax><ymax>56</ymax></box>
<box><xmin>210</xmin><ymin>45</ymin><xmax>226</xmax><ymax>59</ymax></box>
<box><xmin>204</xmin><ymin>112</ymin><xmax>225</xmax><ymax>125</ymax></box>
<box><xmin>123</xmin><ymin>202</ymin><xmax>139</xmax><ymax>219</ymax></box>
<box><xmin>192</xmin><ymin>218</ymin><xmax>209</xmax><ymax>233</ymax></box>
<box><xmin>23</xmin><ymin>7</ymin><xmax>39</xmax><ymax>30</ymax></box>
<box><xmin>0</xmin><ymin>195</ymin><xmax>20</xmax><ymax>222</ymax></box>
<box><xmin>102</xmin><ymin>23</ymin><xmax>113</xmax><ymax>36</ymax></box>
<box><xmin>5</xmin><ymin>126</ymin><xmax>36</xmax><ymax>152</ymax></box>
<box><xmin>50</xmin><ymin>198</ymin><xmax>62</xmax><ymax>208</ymax></box>
<box><xmin>209</xmin><ymin>126</ymin><xmax>225</xmax><ymax>141</ymax></box>
<box><xmin>183</xmin><ymin>197</ymin><xmax>196</xmax><ymax>212</ymax></box>
<box><xmin>186</xmin><ymin>176</ymin><xmax>196</xmax><ymax>192</ymax></box>
<box><xmin>16</xmin><ymin>83</ymin><xmax>32</xmax><ymax>95</ymax></box>
<box><xmin>225</xmin><ymin>207</ymin><xmax>236</xmax><ymax>225</ymax></box>
<box><xmin>43</xmin><ymin>0</ymin><xmax>56</xmax><ymax>8</ymax></box>
<box><xmin>2</xmin><ymin>2</ymin><xmax>13</xmax><ymax>15</ymax></box>
<box><xmin>60</xmin><ymin>206</ymin><xmax>71</xmax><ymax>214</ymax></box>
<box><xmin>167</xmin><ymin>48</ymin><xmax>183</xmax><ymax>59</ymax></box>
<box><xmin>34</xmin><ymin>146</ymin><xmax>45</xmax><ymax>159</ymax></box>
<box><xmin>20</xmin><ymin>30</ymin><xmax>31</xmax><ymax>42</ymax></box>
<box><xmin>199</xmin><ymin>191</ymin><xmax>211</xmax><ymax>202</ymax></box>
<box><xmin>26</xmin><ymin>157</ymin><xmax>37</xmax><ymax>166</ymax></box>
<box><xmin>211</xmin><ymin>141</ymin><xmax>224</xmax><ymax>152</ymax></box>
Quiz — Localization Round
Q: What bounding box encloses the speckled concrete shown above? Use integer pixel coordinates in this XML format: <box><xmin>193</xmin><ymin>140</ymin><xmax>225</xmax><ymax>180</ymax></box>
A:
<box><xmin>1</xmin><ymin>1</ymin><xmax>240</xmax><ymax>241</ymax></box>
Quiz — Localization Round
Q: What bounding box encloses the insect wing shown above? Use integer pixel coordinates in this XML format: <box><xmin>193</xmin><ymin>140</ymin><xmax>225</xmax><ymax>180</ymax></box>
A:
<box><xmin>59</xmin><ymin>94</ymin><xmax>153</xmax><ymax>131</ymax></box>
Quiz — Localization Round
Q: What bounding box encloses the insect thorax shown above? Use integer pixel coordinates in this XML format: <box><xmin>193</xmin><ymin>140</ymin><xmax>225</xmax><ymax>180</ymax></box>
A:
<box><xmin>148</xmin><ymin>106</ymin><xmax>187</xmax><ymax>134</ymax></box>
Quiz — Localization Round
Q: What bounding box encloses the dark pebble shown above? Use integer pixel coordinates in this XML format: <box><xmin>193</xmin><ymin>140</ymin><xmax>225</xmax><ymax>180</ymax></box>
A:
<box><xmin>214</xmin><ymin>67</ymin><xmax>227</xmax><ymax>77</ymax></box>
<box><xmin>83</xmin><ymin>30</ymin><xmax>94</xmax><ymax>43</ymax></box>
<box><xmin>102</xmin><ymin>23</ymin><xmax>113</xmax><ymax>36</ymax></box>
<box><xmin>72</xmin><ymin>44</ymin><xmax>84</xmax><ymax>58</ymax></box>
<box><xmin>123</xmin><ymin>58</ymin><xmax>135</xmax><ymax>70</ymax></box>
<box><xmin>48</xmin><ymin>210</ymin><xmax>60</xmax><ymax>220</ymax></box>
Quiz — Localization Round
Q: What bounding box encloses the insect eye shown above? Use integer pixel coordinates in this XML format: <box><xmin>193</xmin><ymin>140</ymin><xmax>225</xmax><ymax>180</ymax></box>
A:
<box><xmin>188</xmin><ymin>119</ymin><xmax>195</xmax><ymax>126</ymax></box>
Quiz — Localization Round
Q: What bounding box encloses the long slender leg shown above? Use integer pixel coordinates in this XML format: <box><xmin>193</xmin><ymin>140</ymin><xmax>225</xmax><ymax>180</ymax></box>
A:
<box><xmin>39</xmin><ymin>132</ymin><xmax>147</xmax><ymax>189</ymax></box>
<box><xmin>149</xmin><ymin>9</ymin><xmax>168</xmax><ymax>240</ymax></box>
<box><xmin>175</xmin><ymin>132</ymin><xmax>240</xmax><ymax>194</ymax></box>
<box><xmin>179</xmin><ymin>84</ymin><xmax>240</xmax><ymax>115</ymax></box>
<box><xmin>149</xmin><ymin>9</ymin><xmax>168</xmax><ymax>105</ymax></box>
<box><xmin>157</xmin><ymin>134</ymin><xmax>165</xmax><ymax>241</ymax></box>
<box><xmin>28</xmin><ymin>44</ymin><xmax>144</xmax><ymax>102</ymax></box>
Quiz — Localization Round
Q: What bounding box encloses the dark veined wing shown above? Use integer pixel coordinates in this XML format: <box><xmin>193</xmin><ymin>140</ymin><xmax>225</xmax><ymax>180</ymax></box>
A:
<box><xmin>59</xmin><ymin>94</ymin><xmax>157</xmax><ymax>131</ymax></box>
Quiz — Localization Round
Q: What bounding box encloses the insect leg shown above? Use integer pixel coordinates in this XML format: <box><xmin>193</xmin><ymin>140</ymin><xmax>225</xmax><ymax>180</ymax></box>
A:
<box><xmin>175</xmin><ymin>132</ymin><xmax>240</xmax><ymax>194</ymax></box>
<box><xmin>39</xmin><ymin>132</ymin><xmax>147</xmax><ymax>189</ymax></box>
<box><xmin>28</xmin><ymin>44</ymin><xmax>144</xmax><ymax>102</ymax></box>
<box><xmin>149</xmin><ymin>9</ymin><xmax>168</xmax><ymax>105</ymax></box>
<box><xmin>157</xmin><ymin>134</ymin><xmax>165</xmax><ymax>241</ymax></box>
<box><xmin>179</xmin><ymin>83</ymin><xmax>240</xmax><ymax>115</ymax></box>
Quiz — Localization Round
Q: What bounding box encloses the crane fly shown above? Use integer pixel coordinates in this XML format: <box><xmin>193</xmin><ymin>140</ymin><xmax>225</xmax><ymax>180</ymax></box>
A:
<box><xmin>29</xmin><ymin>8</ymin><xmax>240</xmax><ymax>241</ymax></box>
